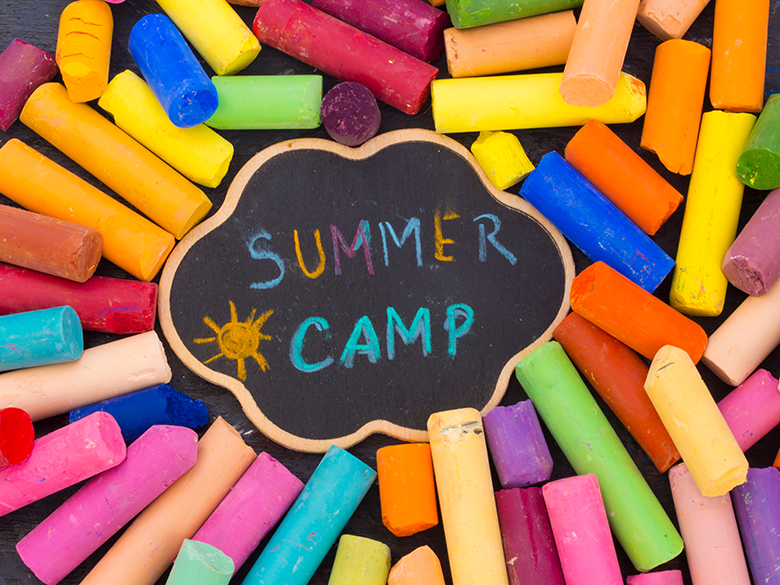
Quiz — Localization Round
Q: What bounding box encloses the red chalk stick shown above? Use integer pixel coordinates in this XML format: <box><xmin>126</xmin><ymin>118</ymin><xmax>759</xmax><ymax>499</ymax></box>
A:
<box><xmin>0</xmin><ymin>407</ymin><xmax>34</xmax><ymax>468</ymax></box>
<box><xmin>0</xmin><ymin>39</ymin><xmax>58</xmax><ymax>132</ymax></box>
<box><xmin>321</xmin><ymin>82</ymin><xmax>382</xmax><ymax>147</ymax></box>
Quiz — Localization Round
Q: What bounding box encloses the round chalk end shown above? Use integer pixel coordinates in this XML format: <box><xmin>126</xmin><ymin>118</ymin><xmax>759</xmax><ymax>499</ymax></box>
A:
<box><xmin>58</xmin><ymin>305</ymin><xmax>84</xmax><ymax>361</ymax></box>
<box><xmin>169</xmin><ymin>82</ymin><xmax>220</xmax><ymax>129</ymax></box>
<box><xmin>321</xmin><ymin>82</ymin><xmax>381</xmax><ymax>147</ymax></box>
<box><xmin>0</xmin><ymin>408</ymin><xmax>34</xmax><ymax>466</ymax></box>
<box><xmin>559</xmin><ymin>74</ymin><xmax>615</xmax><ymax>108</ymax></box>
<box><xmin>737</xmin><ymin>149</ymin><xmax>780</xmax><ymax>190</ymax></box>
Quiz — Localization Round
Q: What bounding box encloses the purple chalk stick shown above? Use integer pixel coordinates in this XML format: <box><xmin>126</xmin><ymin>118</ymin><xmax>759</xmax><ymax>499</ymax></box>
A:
<box><xmin>483</xmin><ymin>400</ymin><xmax>553</xmax><ymax>488</ymax></box>
<box><xmin>627</xmin><ymin>570</ymin><xmax>683</xmax><ymax>585</ymax></box>
<box><xmin>0</xmin><ymin>39</ymin><xmax>58</xmax><ymax>131</ymax></box>
<box><xmin>321</xmin><ymin>82</ymin><xmax>381</xmax><ymax>147</ymax></box>
<box><xmin>718</xmin><ymin>369</ymin><xmax>780</xmax><ymax>451</ymax></box>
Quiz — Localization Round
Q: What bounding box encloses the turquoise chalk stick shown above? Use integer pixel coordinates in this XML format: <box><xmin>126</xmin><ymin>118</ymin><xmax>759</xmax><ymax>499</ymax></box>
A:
<box><xmin>0</xmin><ymin>305</ymin><xmax>82</xmax><ymax>371</ymax></box>
<box><xmin>167</xmin><ymin>539</ymin><xmax>234</xmax><ymax>585</ymax></box>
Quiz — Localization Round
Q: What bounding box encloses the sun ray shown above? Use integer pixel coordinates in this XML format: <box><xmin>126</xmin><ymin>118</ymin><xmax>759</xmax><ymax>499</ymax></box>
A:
<box><xmin>194</xmin><ymin>337</ymin><xmax>217</xmax><ymax>344</ymax></box>
<box><xmin>203</xmin><ymin>316</ymin><xmax>221</xmax><ymax>334</ymax></box>
<box><xmin>237</xmin><ymin>357</ymin><xmax>247</xmax><ymax>381</ymax></box>
<box><xmin>253</xmin><ymin>352</ymin><xmax>270</xmax><ymax>372</ymax></box>
<box><xmin>203</xmin><ymin>352</ymin><xmax>224</xmax><ymax>365</ymax></box>
<box><xmin>229</xmin><ymin>300</ymin><xmax>239</xmax><ymax>323</ymax></box>
<box><xmin>245</xmin><ymin>308</ymin><xmax>257</xmax><ymax>325</ymax></box>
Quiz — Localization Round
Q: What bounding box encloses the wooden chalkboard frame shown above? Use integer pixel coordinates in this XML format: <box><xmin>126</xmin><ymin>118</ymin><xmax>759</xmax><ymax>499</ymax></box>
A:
<box><xmin>159</xmin><ymin>128</ymin><xmax>575</xmax><ymax>452</ymax></box>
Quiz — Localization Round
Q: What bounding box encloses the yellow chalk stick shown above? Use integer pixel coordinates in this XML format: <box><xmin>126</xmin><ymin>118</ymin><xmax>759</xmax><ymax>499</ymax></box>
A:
<box><xmin>670</xmin><ymin>110</ymin><xmax>756</xmax><ymax>316</ymax></box>
<box><xmin>470</xmin><ymin>131</ymin><xmax>534</xmax><ymax>190</ymax></box>
<box><xmin>431</xmin><ymin>72</ymin><xmax>646</xmax><ymax>133</ymax></box>
<box><xmin>56</xmin><ymin>0</ymin><xmax>113</xmax><ymax>103</ymax></box>
<box><xmin>645</xmin><ymin>345</ymin><xmax>748</xmax><ymax>497</ymax></box>
<box><xmin>99</xmin><ymin>70</ymin><xmax>233</xmax><ymax>189</ymax></box>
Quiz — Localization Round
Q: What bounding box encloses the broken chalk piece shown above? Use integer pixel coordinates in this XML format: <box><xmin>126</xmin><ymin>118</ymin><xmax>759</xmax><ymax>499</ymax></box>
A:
<box><xmin>387</xmin><ymin>546</ymin><xmax>446</xmax><ymax>585</ymax></box>
<box><xmin>471</xmin><ymin>131</ymin><xmax>535</xmax><ymax>191</ymax></box>
<box><xmin>166</xmin><ymin>539</ymin><xmax>234</xmax><ymax>585</ymax></box>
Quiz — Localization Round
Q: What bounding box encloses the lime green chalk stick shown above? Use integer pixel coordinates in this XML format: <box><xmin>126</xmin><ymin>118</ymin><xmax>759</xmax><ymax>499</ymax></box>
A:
<box><xmin>328</xmin><ymin>535</ymin><xmax>391</xmax><ymax>585</ymax></box>
<box><xmin>446</xmin><ymin>0</ymin><xmax>583</xmax><ymax>29</ymax></box>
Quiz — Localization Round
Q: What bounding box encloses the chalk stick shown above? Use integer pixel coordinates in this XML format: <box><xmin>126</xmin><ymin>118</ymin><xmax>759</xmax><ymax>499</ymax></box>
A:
<box><xmin>0</xmin><ymin>407</ymin><xmax>34</xmax><ymax>468</ymax></box>
<box><xmin>645</xmin><ymin>345</ymin><xmax>748</xmax><ymax>496</ymax></box>
<box><xmin>0</xmin><ymin>265</ymin><xmax>157</xmax><ymax>334</ymax></box>
<box><xmin>669</xmin><ymin>462</ymin><xmax>751</xmax><ymax>585</ymax></box>
<box><xmin>242</xmin><ymin>445</ymin><xmax>376</xmax><ymax>585</ymax></box>
<box><xmin>641</xmin><ymin>39</ymin><xmax>710</xmax><ymax>176</ymax></box>
<box><xmin>387</xmin><ymin>546</ymin><xmax>446</xmax><ymax>585</ymax></box>
<box><xmin>515</xmin><ymin>341</ymin><xmax>683</xmax><ymax>572</ymax></box>
<box><xmin>431</xmin><ymin>72</ymin><xmax>646</xmax><ymax>133</ymax></box>
<box><xmin>17</xmin><ymin>425</ymin><xmax>198</xmax><ymax>585</ymax></box>
<box><xmin>129</xmin><ymin>14</ymin><xmax>218</xmax><ymax>129</ymax></box>
<box><xmin>0</xmin><ymin>140</ymin><xmax>175</xmax><ymax>282</ymax></box>
<box><xmin>723</xmin><ymin>188</ymin><xmax>780</xmax><ymax>295</ymax></box>
<box><xmin>427</xmin><ymin>408</ymin><xmax>509</xmax><ymax>585</ymax></box>
<box><xmin>99</xmin><ymin>70</ymin><xmax>233</xmax><ymax>189</ymax></box>
<box><xmin>0</xmin><ymin>306</ymin><xmax>82</xmax><ymax>372</ymax></box>
<box><xmin>155</xmin><ymin>0</ymin><xmax>260</xmax><ymax>76</ymax></box>
<box><xmin>495</xmin><ymin>487</ymin><xmax>565</xmax><ymax>585</ymax></box>
<box><xmin>559</xmin><ymin>0</ymin><xmax>640</xmax><ymax>107</ymax></box>
<box><xmin>328</xmin><ymin>535</ymin><xmax>391</xmax><ymax>585</ymax></box>
<box><xmin>321</xmin><ymin>82</ymin><xmax>381</xmax><ymax>147</ymax></box>
<box><xmin>0</xmin><ymin>204</ymin><xmax>102</xmax><ymax>282</ymax></box>
<box><xmin>542</xmin><ymin>475</ymin><xmax>621</xmax><ymax>585</ymax></box>
<box><xmin>637</xmin><ymin>0</ymin><xmax>711</xmax><ymax>40</ymax></box>
<box><xmin>520</xmin><ymin>152</ymin><xmax>674</xmax><ymax>293</ymax></box>
<box><xmin>20</xmin><ymin>84</ymin><xmax>212</xmax><ymax>240</ymax></box>
<box><xmin>718</xmin><ymin>369</ymin><xmax>780</xmax><ymax>452</ymax></box>
<box><xmin>553</xmin><ymin>312</ymin><xmax>680</xmax><ymax>473</ymax></box>
<box><xmin>167</xmin><ymin>540</ymin><xmax>234</xmax><ymax>585</ymax></box>
<box><xmin>483</xmin><ymin>401</ymin><xmax>552</xmax><ymax>488</ymax></box>
<box><xmin>445</xmin><ymin>0</ymin><xmax>582</xmax><ymax>29</ymax></box>
<box><xmin>206</xmin><ymin>75</ymin><xmax>322</xmax><ymax>130</ymax></box>
<box><xmin>311</xmin><ymin>0</ymin><xmax>450</xmax><ymax>62</ymax></box>
<box><xmin>377</xmin><ymin>443</ymin><xmax>438</xmax><ymax>537</ymax></box>
<box><xmin>470</xmin><ymin>131</ymin><xmax>534</xmax><ymax>190</ymax></box>
<box><xmin>737</xmin><ymin>94</ymin><xmax>780</xmax><ymax>190</ymax></box>
<box><xmin>253</xmin><ymin>0</ymin><xmax>438</xmax><ymax>115</ymax></box>
<box><xmin>80</xmin><ymin>417</ymin><xmax>256</xmax><ymax>585</ymax></box>
<box><xmin>444</xmin><ymin>11</ymin><xmax>576</xmax><ymax>78</ymax></box>
<box><xmin>626</xmin><ymin>571</ymin><xmax>683</xmax><ymax>585</ymax></box>
<box><xmin>0</xmin><ymin>412</ymin><xmax>125</xmax><ymax>517</ymax></box>
<box><xmin>0</xmin><ymin>39</ymin><xmax>57</xmax><ymax>132</ymax></box>
<box><xmin>0</xmin><ymin>330</ymin><xmax>171</xmax><ymax>421</ymax></box>
<box><xmin>70</xmin><ymin>384</ymin><xmax>209</xmax><ymax>444</ymax></box>
<box><xmin>193</xmin><ymin>452</ymin><xmax>304</xmax><ymax>573</ymax></box>
<box><xmin>56</xmin><ymin>0</ymin><xmax>112</xmax><ymax>103</ymax></box>
<box><xmin>670</xmin><ymin>110</ymin><xmax>756</xmax><ymax>316</ymax></box>
<box><xmin>571</xmin><ymin>261</ymin><xmax>708</xmax><ymax>364</ymax></box>
<box><xmin>711</xmin><ymin>0</ymin><xmax>769</xmax><ymax>113</ymax></box>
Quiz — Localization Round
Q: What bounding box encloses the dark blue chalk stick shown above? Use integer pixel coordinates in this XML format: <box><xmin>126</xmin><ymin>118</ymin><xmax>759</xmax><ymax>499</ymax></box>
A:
<box><xmin>0</xmin><ymin>305</ymin><xmax>82</xmax><ymax>372</ymax></box>
<box><xmin>69</xmin><ymin>384</ymin><xmax>209</xmax><ymax>443</ymax></box>
<box><xmin>520</xmin><ymin>152</ymin><xmax>674</xmax><ymax>293</ymax></box>
<box><xmin>128</xmin><ymin>14</ymin><xmax>218</xmax><ymax>128</ymax></box>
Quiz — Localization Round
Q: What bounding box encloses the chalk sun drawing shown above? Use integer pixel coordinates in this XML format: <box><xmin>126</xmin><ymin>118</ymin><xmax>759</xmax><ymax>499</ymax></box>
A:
<box><xmin>194</xmin><ymin>301</ymin><xmax>274</xmax><ymax>381</ymax></box>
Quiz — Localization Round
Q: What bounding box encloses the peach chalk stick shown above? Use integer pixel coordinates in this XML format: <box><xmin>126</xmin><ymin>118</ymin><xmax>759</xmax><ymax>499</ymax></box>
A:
<box><xmin>428</xmin><ymin>408</ymin><xmax>509</xmax><ymax>585</ymax></box>
<box><xmin>0</xmin><ymin>139</ymin><xmax>175</xmax><ymax>282</ymax></box>
<box><xmin>20</xmin><ymin>83</ymin><xmax>211</xmax><ymax>240</ymax></box>
<box><xmin>80</xmin><ymin>417</ymin><xmax>256</xmax><ymax>585</ymax></box>
<box><xmin>559</xmin><ymin>0</ymin><xmax>640</xmax><ymax>107</ymax></box>
<box><xmin>710</xmin><ymin>0</ymin><xmax>769</xmax><ymax>113</ymax></box>
<box><xmin>0</xmin><ymin>330</ymin><xmax>171</xmax><ymax>421</ymax></box>
<box><xmin>669</xmin><ymin>462</ymin><xmax>751</xmax><ymax>585</ymax></box>
<box><xmin>443</xmin><ymin>11</ymin><xmax>576</xmax><ymax>78</ymax></box>
<box><xmin>56</xmin><ymin>0</ymin><xmax>112</xmax><ymax>103</ymax></box>
<box><xmin>627</xmin><ymin>570</ymin><xmax>683</xmax><ymax>585</ymax></box>
<box><xmin>640</xmin><ymin>39</ymin><xmax>710</xmax><ymax>176</ymax></box>
<box><xmin>718</xmin><ymin>369</ymin><xmax>780</xmax><ymax>452</ymax></box>
<box><xmin>670</xmin><ymin>111</ymin><xmax>757</xmax><ymax>317</ymax></box>
<box><xmin>570</xmin><ymin>261</ymin><xmax>708</xmax><ymax>364</ymax></box>
<box><xmin>388</xmin><ymin>546</ymin><xmax>446</xmax><ymax>585</ymax></box>
<box><xmin>645</xmin><ymin>345</ymin><xmax>748</xmax><ymax>497</ymax></box>
<box><xmin>637</xmin><ymin>0</ymin><xmax>711</xmax><ymax>40</ymax></box>
<box><xmin>565</xmin><ymin>120</ymin><xmax>682</xmax><ymax>235</ymax></box>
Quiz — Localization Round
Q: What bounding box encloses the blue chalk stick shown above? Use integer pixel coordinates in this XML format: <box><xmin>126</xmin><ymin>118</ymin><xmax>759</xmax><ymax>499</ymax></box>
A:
<box><xmin>0</xmin><ymin>305</ymin><xmax>82</xmax><ymax>372</ymax></box>
<box><xmin>520</xmin><ymin>152</ymin><xmax>674</xmax><ymax>293</ymax></box>
<box><xmin>241</xmin><ymin>445</ymin><xmax>377</xmax><ymax>585</ymax></box>
<box><xmin>69</xmin><ymin>384</ymin><xmax>209</xmax><ymax>443</ymax></box>
<box><xmin>128</xmin><ymin>14</ymin><xmax>218</xmax><ymax>128</ymax></box>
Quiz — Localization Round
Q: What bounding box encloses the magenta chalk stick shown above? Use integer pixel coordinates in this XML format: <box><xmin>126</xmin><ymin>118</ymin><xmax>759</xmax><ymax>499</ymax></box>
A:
<box><xmin>321</xmin><ymin>82</ymin><xmax>382</xmax><ymax>147</ymax></box>
<box><xmin>0</xmin><ymin>411</ymin><xmax>126</xmax><ymax>517</ymax></box>
<box><xmin>0</xmin><ymin>39</ymin><xmax>58</xmax><ymax>131</ymax></box>
<box><xmin>16</xmin><ymin>425</ymin><xmax>197</xmax><ymax>585</ymax></box>
<box><xmin>542</xmin><ymin>474</ymin><xmax>621</xmax><ymax>585</ymax></box>
<box><xmin>193</xmin><ymin>452</ymin><xmax>304</xmax><ymax>573</ymax></box>
<box><xmin>718</xmin><ymin>368</ymin><xmax>780</xmax><ymax>451</ymax></box>
<box><xmin>626</xmin><ymin>570</ymin><xmax>684</xmax><ymax>585</ymax></box>
<box><xmin>495</xmin><ymin>487</ymin><xmax>565</xmax><ymax>585</ymax></box>
<box><xmin>0</xmin><ymin>407</ymin><xmax>34</xmax><ymax>467</ymax></box>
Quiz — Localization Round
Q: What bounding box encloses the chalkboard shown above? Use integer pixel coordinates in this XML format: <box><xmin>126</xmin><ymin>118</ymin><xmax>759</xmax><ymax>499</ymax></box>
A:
<box><xmin>160</xmin><ymin>129</ymin><xmax>574</xmax><ymax>451</ymax></box>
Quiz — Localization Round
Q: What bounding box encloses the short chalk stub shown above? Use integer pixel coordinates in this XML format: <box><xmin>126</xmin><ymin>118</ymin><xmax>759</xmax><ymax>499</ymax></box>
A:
<box><xmin>167</xmin><ymin>539</ymin><xmax>234</xmax><ymax>585</ymax></box>
<box><xmin>321</xmin><ymin>82</ymin><xmax>381</xmax><ymax>147</ymax></box>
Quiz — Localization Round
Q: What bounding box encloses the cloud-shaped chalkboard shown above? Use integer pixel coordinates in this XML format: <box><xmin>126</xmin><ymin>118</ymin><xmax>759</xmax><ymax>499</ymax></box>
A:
<box><xmin>160</xmin><ymin>129</ymin><xmax>573</xmax><ymax>452</ymax></box>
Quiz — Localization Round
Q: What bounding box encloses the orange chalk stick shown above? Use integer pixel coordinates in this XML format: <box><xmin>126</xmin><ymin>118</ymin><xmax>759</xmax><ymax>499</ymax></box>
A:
<box><xmin>553</xmin><ymin>312</ymin><xmax>681</xmax><ymax>473</ymax></box>
<box><xmin>636</xmin><ymin>0</ymin><xmax>712</xmax><ymax>41</ymax></box>
<box><xmin>565</xmin><ymin>120</ymin><xmax>683</xmax><ymax>235</ymax></box>
<box><xmin>710</xmin><ymin>0</ymin><xmax>769</xmax><ymax>113</ymax></box>
<box><xmin>377</xmin><ymin>443</ymin><xmax>438</xmax><ymax>537</ymax></box>
<box><xmin>388</xmin><ymin>546</ymin><xmax>446</xmax><ymax>585</ymax></box>
<box><xmin>641</xmin><ymin>39</ymin><xmax>710</xmax><ymax>176</ymax></box>
<box><xmin>570</xmin><ymin>261</ymin><xmax>708</xmax><ymax>364</ymax></box>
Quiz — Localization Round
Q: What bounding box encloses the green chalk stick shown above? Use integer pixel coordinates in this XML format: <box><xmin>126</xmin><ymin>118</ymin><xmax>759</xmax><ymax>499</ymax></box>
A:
<box><xmin>445</xmin><ymin>0</ymin><xmax>583</xmax><ymax>29</ymax></box>
<box><xmin>515</xmin><ymin>341</ymin><xmax>683</xmax><ymax>572</ymax></box>
<box><xmin>737</xmin><ymin>93</ymin><xmax>780</xmax><ymax>190</ymax></box>
<box><xmin>205</xmin><ymin>75</ymin><xmax>322</xmax><ymax>130</ymax></box>
<box><xmin>328</xmin><ymin>535</ymin><xmax>391</xmax><ymax>585</ymax></box>
<box><xmin>166</xmin><ymin>539</ymin><xmax>234</xmax><ymax>585</ymax></box>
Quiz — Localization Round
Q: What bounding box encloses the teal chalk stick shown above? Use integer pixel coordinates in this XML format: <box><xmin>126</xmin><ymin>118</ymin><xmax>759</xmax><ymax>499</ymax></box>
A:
<box><xmin>0</xmin><ymin>305</ymin><xmax>82</xmax><ymax>371</ymax></box>
<box><xmin>166</xmin><ymin>540</ymin><xmax>234</xmax><ymax>585</ymax></box>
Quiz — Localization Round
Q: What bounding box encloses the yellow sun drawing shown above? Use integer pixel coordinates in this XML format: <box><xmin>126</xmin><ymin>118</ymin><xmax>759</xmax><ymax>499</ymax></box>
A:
<box><xmin>194</xmin><ymin>301</ymin><xmax>273</xmax><ymax>381</ymax></box>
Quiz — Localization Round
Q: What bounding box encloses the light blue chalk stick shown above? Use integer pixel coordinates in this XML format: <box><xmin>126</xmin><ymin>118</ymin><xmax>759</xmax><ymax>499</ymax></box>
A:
<box><xmin>0</xmin><ymin>305</ymin><xmax>82</xmax><ymax>372</ymax></box>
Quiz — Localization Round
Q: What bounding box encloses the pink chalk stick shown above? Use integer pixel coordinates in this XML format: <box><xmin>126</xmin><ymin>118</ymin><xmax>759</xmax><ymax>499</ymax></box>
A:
<box><xmin>541</xmin><ymin>474</ymin><xmax>621</xmax><ymax>585</ymax></box>
<box><xmin>16</xmin><ymin>425</ymin><xmax>197</xmax><ymax>585</ymax></box>
<box><xmin>0</xmin><ymin>411</ymin><xmax>125</xmax><ymax>517</ymax></box>
<box><xmin>0</xmin><ymin>40</ymin><xmax>58</xmax><ymax>131</ymax></box>
<box><xmin>627</xmin><ymin>570</ymin><xmax>684</xmax><ymax>585</ymax></box>
<box><xmin>193</xmin><ymin>452</ymin><xmax>304</xmax><ymax>573</ymax></box>
<box><xmin>718</xmin><ymin>369</ymin><xmax>780</xmax><ymax>451</ymax></box>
